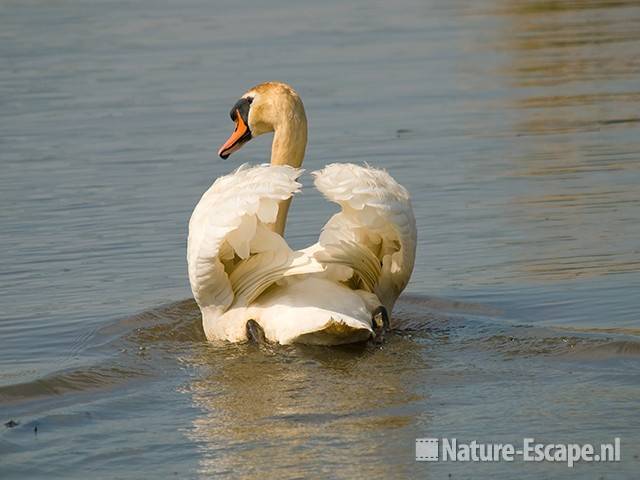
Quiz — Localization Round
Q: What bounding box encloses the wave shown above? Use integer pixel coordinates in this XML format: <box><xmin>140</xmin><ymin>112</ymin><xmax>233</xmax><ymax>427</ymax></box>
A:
<box><xmin>2</xmin><ymin>294</ymin><xmax>638</xmax><ymax>407</ymax></box>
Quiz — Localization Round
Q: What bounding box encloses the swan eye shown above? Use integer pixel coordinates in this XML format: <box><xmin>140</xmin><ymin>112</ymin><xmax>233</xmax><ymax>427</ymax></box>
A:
<box><xmin>229</xmin><ymin>97</ymin><xmax>253</xmax><ymax>122</ymax></box>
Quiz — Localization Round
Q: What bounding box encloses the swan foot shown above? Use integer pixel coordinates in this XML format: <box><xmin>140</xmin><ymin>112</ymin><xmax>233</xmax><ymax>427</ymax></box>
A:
<box><xmin>371</xmin><ymin>306</ymin><xmax>389</xmax><ymax>344</ymax></box>
<box><xmin>246</xmin><ymin>319</ymin><xmax>266</xmax><ymax>344</ymax></box>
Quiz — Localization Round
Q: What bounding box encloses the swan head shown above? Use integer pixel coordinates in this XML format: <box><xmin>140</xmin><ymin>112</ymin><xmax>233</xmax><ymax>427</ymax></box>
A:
<box><xmin>218</xmin><ymin>82</ymin><xmax>306</xmax><ymax>160</ymax></box>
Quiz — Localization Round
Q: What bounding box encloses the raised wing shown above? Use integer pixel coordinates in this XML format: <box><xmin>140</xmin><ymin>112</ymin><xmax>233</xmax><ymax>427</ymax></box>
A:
<box><xmin>187</xmin><ymin>164</ymin><xmax>322</xmax><ymax>318</ymax></box>
<box><xmin>312</xmin><ymin>163</ymin><xmax>417</xmax><ymax>311</ymax></box>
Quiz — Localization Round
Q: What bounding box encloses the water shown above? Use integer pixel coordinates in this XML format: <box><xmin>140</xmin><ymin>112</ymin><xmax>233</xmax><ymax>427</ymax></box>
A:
<box><xmin>1</xmin><ymin>0</ymin><xmax>640</xmax><ymax>477</ymax></box>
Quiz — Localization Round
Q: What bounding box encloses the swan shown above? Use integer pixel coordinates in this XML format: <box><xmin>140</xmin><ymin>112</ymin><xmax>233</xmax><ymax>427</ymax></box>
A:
<box><xmin>187</xmin><ymin>82</ymin><xmax>416</xmax><ymax>345</ymax></box>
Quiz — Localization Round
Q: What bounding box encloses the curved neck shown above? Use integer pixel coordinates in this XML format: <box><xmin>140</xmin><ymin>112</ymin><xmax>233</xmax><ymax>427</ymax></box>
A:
<box><xmin>269</xmin><ymin>101</ymin><xmax>307</xmax><ymax>236</ymax></box>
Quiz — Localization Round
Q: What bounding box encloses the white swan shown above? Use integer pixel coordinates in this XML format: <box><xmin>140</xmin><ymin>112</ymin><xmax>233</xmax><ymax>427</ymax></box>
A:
<box><xmin>188</xmin><ymin>82</ymin><xmax>416</xmax><ymax>345</ymax></box>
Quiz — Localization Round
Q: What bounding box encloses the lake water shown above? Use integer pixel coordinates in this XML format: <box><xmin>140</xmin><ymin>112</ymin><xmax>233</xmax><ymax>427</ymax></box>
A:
<box><xmin>1</xmin><ymin>0</ymin><xmax>640</xmax><ymax>478</ymax></box>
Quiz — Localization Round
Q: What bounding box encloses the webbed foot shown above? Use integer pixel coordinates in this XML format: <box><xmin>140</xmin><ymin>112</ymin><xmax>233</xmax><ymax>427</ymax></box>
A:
<box><xmin>246</xmin><ymin>319</ymin><xmax>266</xmax><ymax>344</ymax></box>
<box><xmin>371</xmin><ymin>305</ymin><xmax>389</xmax><ymax>344</ymax></box>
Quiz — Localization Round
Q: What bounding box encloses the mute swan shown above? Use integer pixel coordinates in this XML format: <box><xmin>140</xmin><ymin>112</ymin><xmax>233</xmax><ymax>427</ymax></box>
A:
<box><xmin>188</xmin><ymin>82</ymin><xmax>416</xmax><ymax>345</ymax></box>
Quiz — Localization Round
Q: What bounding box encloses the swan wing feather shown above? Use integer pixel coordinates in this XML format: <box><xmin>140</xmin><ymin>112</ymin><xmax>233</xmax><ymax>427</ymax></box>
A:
<box><xmin>187</xmin><ymin>164</ymin><xmax>313</xmax><ymax>313</ymax></box>
<box><xmin>312</xmin><ymin>163</ymin><xmax>417</xmax><ymax>310</ymax></box>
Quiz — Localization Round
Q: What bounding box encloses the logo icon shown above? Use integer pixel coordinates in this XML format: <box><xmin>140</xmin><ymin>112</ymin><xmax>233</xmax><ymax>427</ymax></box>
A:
<box><xmin>416</xmin><ymin>438</ymin><xmax>439</xmax><ymax>461</ymax></box>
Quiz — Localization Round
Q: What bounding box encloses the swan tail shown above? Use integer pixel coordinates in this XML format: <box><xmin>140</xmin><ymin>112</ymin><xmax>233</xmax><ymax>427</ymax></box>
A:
<box><xmin>290</xmin><ymin>317</ymin><xmax>372</xmax><ymax>345</ymax></box>
<box><xmin>253</xmin><ymin>278</ymin><xmax>374</xmax><ymax>345</ymax></box>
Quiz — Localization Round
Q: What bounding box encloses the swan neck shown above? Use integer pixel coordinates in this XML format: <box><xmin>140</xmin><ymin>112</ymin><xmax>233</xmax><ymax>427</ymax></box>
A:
<box><xmin>269</xmin><ymin>100</ymin><xmax>307</xmax><ymax>236</ymax></box>
<box><xmin>270</xmin><ymin>110</ymin><xmax>307</xmax><ymax>168</ymax></box>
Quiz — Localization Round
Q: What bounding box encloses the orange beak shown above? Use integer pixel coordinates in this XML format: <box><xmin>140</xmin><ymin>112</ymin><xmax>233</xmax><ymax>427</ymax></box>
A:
<box><xmin>218</xmin><ymin>109</ymin><xmax>251</xmax><ymax>159</ymax></box>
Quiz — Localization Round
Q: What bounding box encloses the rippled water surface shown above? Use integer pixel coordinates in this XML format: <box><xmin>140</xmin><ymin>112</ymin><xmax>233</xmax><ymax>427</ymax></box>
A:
<box><xmin>2</xmin><ymin>0</ymin><xmax>640</xmax><ymax>478</ymax></box>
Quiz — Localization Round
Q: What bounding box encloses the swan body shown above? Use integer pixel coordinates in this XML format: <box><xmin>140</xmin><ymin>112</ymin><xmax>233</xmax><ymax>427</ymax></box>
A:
<box><xmin>188</xmin><ymin>82</ymin><xmax>416</xmax><ymax>345</ymax></box>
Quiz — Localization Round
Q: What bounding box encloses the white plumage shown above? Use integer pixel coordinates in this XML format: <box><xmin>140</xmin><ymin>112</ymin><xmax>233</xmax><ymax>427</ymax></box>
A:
<box><xmin>188</xmin><ymin>163</ymin><xmax>416</xmax><ymax>344</ymax></box>
<box><xmin>312</xmin><ymin>163</ymin><xmax>416</xmax><ymax>314</ymax></box>
<box><xmin>188</xmin><ymin>82</ymin><xmax>416</xmax><ymax>345</ymax></box>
